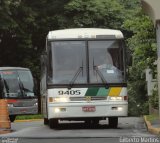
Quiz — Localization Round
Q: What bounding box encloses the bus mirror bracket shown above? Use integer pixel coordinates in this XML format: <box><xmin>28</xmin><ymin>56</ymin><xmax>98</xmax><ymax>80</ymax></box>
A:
<box><xmin>41</xmin><ymin>52</ymin><xmax>47</xmax><ymax>65</ymax></box>
<box><xmin>126</xmin><ymin>49</ymin><xmax>132</xmax><ymax>66</ymax></box>
<box><xmin>0</xmin><ymin>77</ymin><xmax>4</xmax><ymax>99</ymax></box>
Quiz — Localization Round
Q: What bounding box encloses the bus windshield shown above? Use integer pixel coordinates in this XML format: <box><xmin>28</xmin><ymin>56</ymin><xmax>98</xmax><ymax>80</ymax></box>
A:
<box><xmin>0</xmin><ymin>70</ymin><xmax>35</xmax><ymax>98</ymax></box>
<box><xmin>17</xmin><ymin>70</ymin><xmax>35</xmax><ymax>97</ymax></box>
<box><xmin>49</xmin><ymin>41</ymin><xmax>87</xmax><ymax>84</ymax></box>
<box><xmin>89</xmin><ymin>41</ymin><xmax>124</xmax><ymax>83</ymax></box>
<box><xmin>48</xmin><ymin>40</ymin><xmax>125</xmax><ymax>85</ymax></box>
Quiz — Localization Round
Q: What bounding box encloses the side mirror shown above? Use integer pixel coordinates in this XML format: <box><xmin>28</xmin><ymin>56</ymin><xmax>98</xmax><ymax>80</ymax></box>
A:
<box><xmin>33</xmin><ymin>78</ymin><xmax>38</xmax><ymax>95</ymax></box>
<box><xmin>40</xmin><ymin>52</ymin><xmax>50</xmax><ymax>77</ymax></box>
<box><xmin>41</xmin><ymin>52</ymin><xmax>47</xmax><ymax>64</ymax></box>
<box><xmin>126</xmin><ymin>48</ymin><xmax>132</xmax><ymax>66</ymax></box>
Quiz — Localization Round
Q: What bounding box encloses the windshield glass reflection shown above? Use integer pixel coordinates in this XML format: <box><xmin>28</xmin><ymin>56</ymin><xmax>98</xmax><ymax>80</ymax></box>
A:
<box><xmin>48</xmin><ymin>40</ymin><xmax>125</xmax><ymax>85</ymax></box>
<box><xmin>89</xmin><ymin>41</ymin><xmax>124</xmax><ymax>83</ymax></box>
<box><xmin>0</xmin><ymin>70</ymin><xmax>35</xmax><ymax>98</ymax></box>
<box><xmin>50</xmin><ymin>41</ymin><xmax>87</xmax><ymax>84</ymax></box>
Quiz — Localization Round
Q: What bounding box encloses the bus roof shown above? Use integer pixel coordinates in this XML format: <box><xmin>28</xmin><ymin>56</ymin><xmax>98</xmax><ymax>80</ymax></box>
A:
<box><xmin>0</xmin><ymin>67</ymin><xmax>30</xmax><ymax>71</ymax></box>
<box><xmin>47</xmin><ymin>28</ymin><xmax>124</xmax><ymax>40</ymax></box>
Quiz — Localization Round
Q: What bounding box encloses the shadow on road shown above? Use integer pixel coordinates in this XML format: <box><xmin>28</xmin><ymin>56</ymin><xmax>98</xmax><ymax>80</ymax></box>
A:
<box><xmin>53</xmin><ymin>122</ymin><xmax>122</xmax><ymax>130</ymax></box>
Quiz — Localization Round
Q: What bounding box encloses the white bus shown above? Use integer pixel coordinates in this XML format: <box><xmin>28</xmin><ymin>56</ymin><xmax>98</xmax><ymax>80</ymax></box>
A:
<box><xmin>0</xmin><ymin>67</ymin><xmax>38</xmax><ymax>122</ymax></box>
<box><xmin>41</xmin><ymin>28</ymin><xmax>128</xmax><ymax>129</ymax></box>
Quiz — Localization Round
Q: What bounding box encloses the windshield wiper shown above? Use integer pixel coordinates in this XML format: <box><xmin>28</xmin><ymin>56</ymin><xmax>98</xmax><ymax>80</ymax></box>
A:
<box><xmin>17</xmin><ymin>74</ymin><xmax>34</xmax><ymax>98</ymax></box>
<box><xmin>3</xmin><ymin>79</ymin><xmax>9</xmax><ymax>93</ymax></box>
<box><xmin>16</xmin><ymin>71</ymin><xmax>27</xmax><ymax>97</ymax></box>
<box><xmin>69</xmin><ymin>66</ymin><xmax>83</xmax><ymax>89</ymax></box>
<box><xmin>93</xmin><ymin>58</ymin><xmax>109</xmax><ymax>89</ymax></box>
<box><xmin>68</xmin><ymin>60</ymin><xmax>84</xmax><ymax>89</ymax></box>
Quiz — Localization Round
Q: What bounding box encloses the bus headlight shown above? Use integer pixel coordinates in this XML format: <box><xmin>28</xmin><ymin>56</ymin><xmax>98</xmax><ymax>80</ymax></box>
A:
<box><xmin>54</xmin><ymin>108</ymin><xmax>60</xmax><ymax>113</ymax></box>
<box><xmin>49</xmin><ymin>97</ymin><xmax>70</xmax><ymax>103</ymax></box>
<box><xmin>55</xmin><ymin>97</ymin><xmax>69</xmax><ymax>102</ymax></box>
<box><xmin>34</xmin><ymin>102</ymin><xmax>38</xmax><ymax>106</ymax></box>
<box><xmin>109</xmin><ymin>96</ymin><xmax>123</xmax><ymax>101</ymax></box>
<box><xmin>112</xmin><ymin>107</ymin><xmax>123</xmax><ymax>111</ymax></box>
<box><xmin>118</xmin><ymin>107</ymin><xmax>123</xmax><ymax>111</ymax></box>
<box><xmin>8</xmin><ymin>103</ymin><xmax>14</xmax><ymax>107</ymax></box>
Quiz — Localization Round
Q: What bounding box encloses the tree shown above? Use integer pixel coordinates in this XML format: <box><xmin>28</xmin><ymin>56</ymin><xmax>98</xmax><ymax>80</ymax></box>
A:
<box><xmin>123</xmin><ymin>7</ymin><xmax>156</xmax><ymax>115</ymax></box>
<box><xmin>55</xmin><ymin>0</ymin><xmax>125</xmax><ymax>29</ymax></box>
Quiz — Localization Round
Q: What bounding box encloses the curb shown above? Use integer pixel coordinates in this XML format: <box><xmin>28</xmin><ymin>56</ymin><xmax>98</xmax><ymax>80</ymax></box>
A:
<box><xmin>15</xmin><ymin>119</ymin><xmax>43</xmax><ymax>123</ymax></box>
<box><xmin>144</xmin><ymin>116</ymin><xmax>160</xmax><ymax>135</ymax></box>
<box><xmin>0</xmin><ymin>129</ymin><xmax>12</xmax><ymax>135</ymax></box>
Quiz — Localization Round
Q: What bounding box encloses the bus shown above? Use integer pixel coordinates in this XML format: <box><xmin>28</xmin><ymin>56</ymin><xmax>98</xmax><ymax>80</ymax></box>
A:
<box><xmin>0</xmin><ymin>67</ymin><xmax>38</xmax><ymax>122</ymax></box>
<box><xmin>40</xmin><ymin>28</ymin><xmax>128</xmax><ymax>129</ymax></box>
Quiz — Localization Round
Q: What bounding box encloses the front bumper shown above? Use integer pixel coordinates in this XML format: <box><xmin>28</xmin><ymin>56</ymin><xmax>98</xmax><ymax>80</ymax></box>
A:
<box><xmin>48</xmin><ymin>102</ymin><xmax>128</xmax><ymax>119</ymax></box>
<box><xmin>8</xmin><ymin>106</ymin><xmax>38</xmax><ymax>115</ymax></box>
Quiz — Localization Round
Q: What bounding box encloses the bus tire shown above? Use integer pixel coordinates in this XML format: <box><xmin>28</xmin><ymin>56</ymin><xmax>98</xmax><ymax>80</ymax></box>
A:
<box><xmin>108</xmin><ymin>117</ymin><xmax>118</xmax><ymax>128</ymax></box>
<box><xmin>49</xmin><ymin>119</ymin><xmax>58</xmax><ymax>129</ymax></box>
<box><xmin>44</xmin><ymin>118</ymin><xmax>49</xmax><ymax>125</ymax></box>
<box><xmin>9</xmin><ymin>115</ymin><xmax>16</xmax><ymax>122</ymax></box>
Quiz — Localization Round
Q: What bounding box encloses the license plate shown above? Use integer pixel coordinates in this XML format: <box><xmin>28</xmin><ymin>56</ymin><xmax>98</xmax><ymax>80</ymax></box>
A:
<box><xmin>20</xmin><ymin>109</ymin><xmax>27</xmax><ymax>112</ymax></box>
<box><xmin>82</xmin><ymin>106</ymin><xmax>96</xmax><ymax>112</ymax></box>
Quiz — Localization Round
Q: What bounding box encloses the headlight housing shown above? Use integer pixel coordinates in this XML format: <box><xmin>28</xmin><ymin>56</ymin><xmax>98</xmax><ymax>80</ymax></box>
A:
<box><xmin>108</xmin><ymin>96</ymin><xmax>123</xmax><ymax>101</ymax></box>
<box><xmin>49</xmin><ymin>97</ymin><xmax>70</xmax><ymax>103</ymax></box>
<box><xmin>34</xmin><ymin>102</ymin><xmax>38</xmax><ymax>106</ymax></box>
<box><xmin>8</xmin><ymin>103</ymin><xmax>14</xmax><ymax>107</ymax></box>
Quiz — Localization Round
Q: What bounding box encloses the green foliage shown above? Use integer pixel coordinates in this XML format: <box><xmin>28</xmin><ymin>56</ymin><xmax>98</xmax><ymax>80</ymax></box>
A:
<box><xmin>146</xmin><ymin>114</ymin><xmax>159</xmax><ymax>121</ymax></box>
<box><xmin>59</xmin><ymin>0</ymin><xmax>125</xmax><ymax>28</ymax></box>
<box><xmin>123</xmin><ymin>6</ymin><xmax>156</xmax><ymax>116</ymax></box>
<box><xmin>16</xmin><ymin>114</ymin><xmax>43</xmax><ymax>120</ymax></box>
<box><xmin>128</xmin><ymin>81</ymin><xmax>149</xmax><ymax>116</ymax></box>
<box><xmin>150</xmin><ymin>87</ymin><xmax>158</xmax><ymax>109</ymax></box>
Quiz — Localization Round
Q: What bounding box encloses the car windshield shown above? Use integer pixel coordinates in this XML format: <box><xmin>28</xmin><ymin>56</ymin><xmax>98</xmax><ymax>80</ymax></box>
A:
<box><xmin>48</xmin><ymin>40</ymin><xmax>125</xmax><ymax>85</ymax></box>
<box><xmin>0</xmin><ymin>70</ymin><xmax>35</xmax><ymax>98</ymax></box>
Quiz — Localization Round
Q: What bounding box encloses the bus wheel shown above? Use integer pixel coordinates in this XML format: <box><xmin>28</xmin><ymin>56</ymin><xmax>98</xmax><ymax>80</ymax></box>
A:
<box><xmin>9</xmin><ymin>115</ymin><xmax>16</xmax><ymax>122</ymax></box>
<box><xmin>44</xmin><ymin>118</ymin><xmax>49</xmax><ymax>125</ymax></box>
<box><xmin>49</xmin><ymin>119</ymin><xmax>58</xmax><ymax>129</ymax></box>
<box><xmin>108</xmin><ymin>117</ymin><xmax>118</xmax><ymax>128</ymax></box>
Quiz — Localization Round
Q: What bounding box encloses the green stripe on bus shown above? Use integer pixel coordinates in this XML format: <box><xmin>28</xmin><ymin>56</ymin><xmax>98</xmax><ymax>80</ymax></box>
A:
<box><xmin>85</xmin><ymin>88</ymin><xmax>99</xmax><ymax>96</ymax></box>
<box><xmin>97</xmin><ymin>88</ymin><xmax>109</xmax><ymax>96</ymax></box>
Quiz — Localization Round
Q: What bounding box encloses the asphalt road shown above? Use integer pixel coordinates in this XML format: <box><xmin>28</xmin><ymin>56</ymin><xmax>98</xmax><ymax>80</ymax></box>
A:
<box><xmin>0</xmin><ymin>117</ymin><xmax>159</xmax><ymax>143</ymax></box>
<box><xmin>1</xmin><ymin>138</ymin><xmax>150</xmax><ymax>143</ymax></box>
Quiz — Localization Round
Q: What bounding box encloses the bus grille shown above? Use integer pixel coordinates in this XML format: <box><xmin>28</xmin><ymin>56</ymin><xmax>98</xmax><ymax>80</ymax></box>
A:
<box><xmin>13</xmin><ymin>102</ymin><xmax>34</xmax><ymax>107</ymax></box>
<box><xmin>70</xmin><ymin>96</ymin><xmax>107</xmax><ymax>101</ymax></box>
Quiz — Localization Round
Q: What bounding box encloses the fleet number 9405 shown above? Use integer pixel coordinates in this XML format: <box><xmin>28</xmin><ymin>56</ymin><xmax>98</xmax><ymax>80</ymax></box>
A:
<box><xmin>58</xmin><ymin>90</ymin><xmax>81</xmax><ymax>95</ymax></box>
